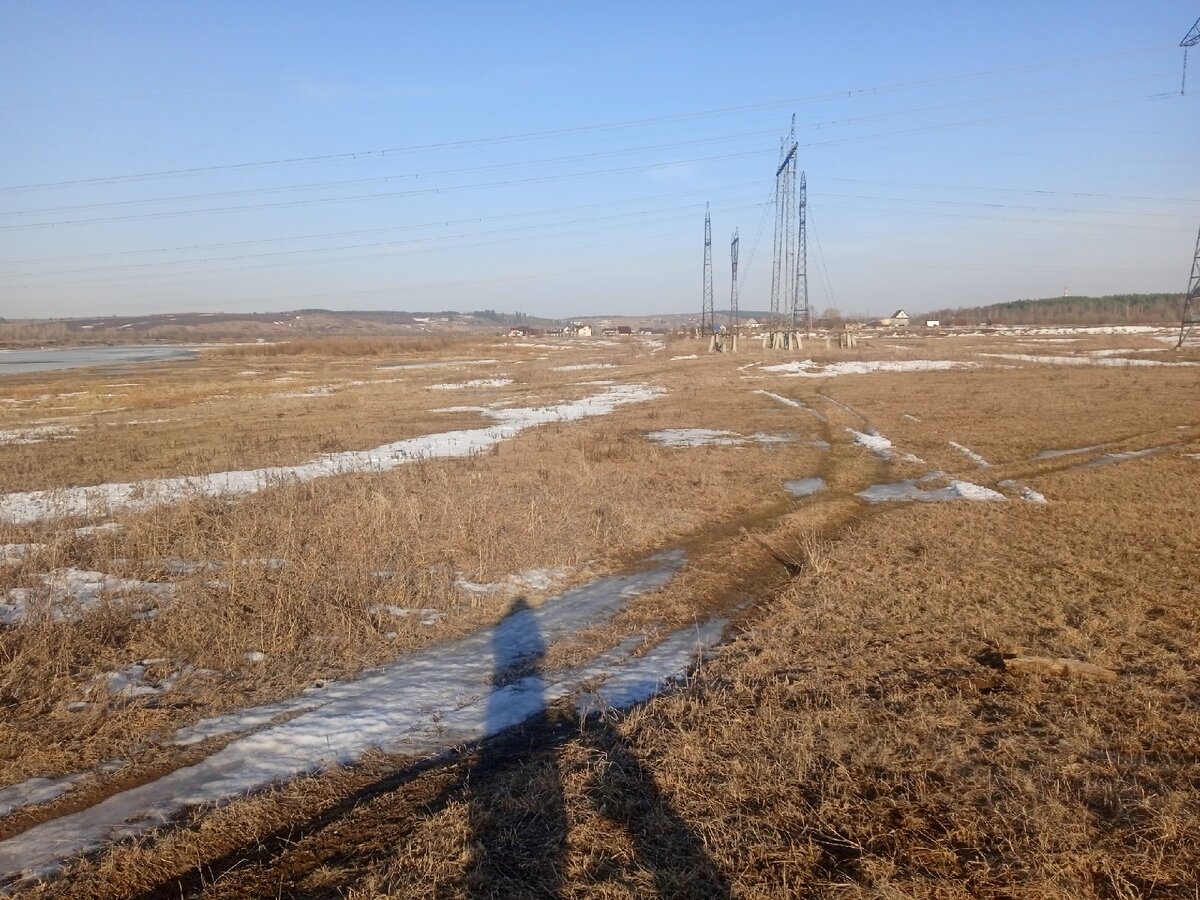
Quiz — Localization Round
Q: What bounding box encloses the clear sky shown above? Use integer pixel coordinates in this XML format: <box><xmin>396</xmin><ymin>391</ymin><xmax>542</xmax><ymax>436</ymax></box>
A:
<box><xmin>2</xmin><ymin>1</ymin><xmax>1198</xmax><ymax>320</ymax></box>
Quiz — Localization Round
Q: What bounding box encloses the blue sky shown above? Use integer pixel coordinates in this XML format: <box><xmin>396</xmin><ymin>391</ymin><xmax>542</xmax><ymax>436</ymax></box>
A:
<box><xmin>2</xmin><ymin>1</ymin><xmax>1198</xmax><ymax>319</ymax></box>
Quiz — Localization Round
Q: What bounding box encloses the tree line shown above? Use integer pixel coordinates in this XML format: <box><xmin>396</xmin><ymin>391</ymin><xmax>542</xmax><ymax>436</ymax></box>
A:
<box><xmin>920</xmin><ymin>293</ymin><xmax>1184</xmax><ymax>326</ymax></box>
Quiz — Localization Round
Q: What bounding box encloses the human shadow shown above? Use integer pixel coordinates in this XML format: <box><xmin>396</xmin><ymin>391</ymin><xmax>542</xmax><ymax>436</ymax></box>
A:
<box><xmin>465</xmin><ymin>596</ymin><xmax>731</xmax><ymax>899</ymax></box>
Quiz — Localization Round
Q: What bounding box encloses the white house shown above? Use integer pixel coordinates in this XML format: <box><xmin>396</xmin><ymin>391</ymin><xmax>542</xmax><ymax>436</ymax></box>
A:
<box><xmin>880</xmin><ymin>309</ymin><xmax>910</xmax><ymax>327</ymax></box>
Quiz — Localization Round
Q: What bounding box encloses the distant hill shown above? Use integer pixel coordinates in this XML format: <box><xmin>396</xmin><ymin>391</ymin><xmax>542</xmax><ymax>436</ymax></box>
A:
<box><xmin>920</xmin><ymin>293</ymin><xmax>1183</xmax><ymax>327</ymax></box>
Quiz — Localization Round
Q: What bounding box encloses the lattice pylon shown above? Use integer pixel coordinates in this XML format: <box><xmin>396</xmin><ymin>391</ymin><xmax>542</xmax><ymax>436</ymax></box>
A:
<box><xmin>1177</xmin><ymin>222</ymin><xmax>1200</xmax><ymax>348</ymax></box>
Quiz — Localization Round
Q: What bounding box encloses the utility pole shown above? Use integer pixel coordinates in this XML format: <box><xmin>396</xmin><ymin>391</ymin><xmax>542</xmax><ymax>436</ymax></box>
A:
<box><xmin>730</xmin><ymin>229</ymin><xmax>739</xmax><ymax>332</ymax></box>
<box><xmin>770</xmin><ymin>116</ymin><xmax>798</xmax><ymax>331</ymax></box>
<box><xmin>792</xmin><ymin>171</ymin><xmax>810</xmax><ymax>332</ymax></box>
<box><xmin>1176</xmin><ymin>222</ymin><xmax>1200</xmax><ymax>348</ymax></box>
<box><xmin>701</xmin><ymin>203</ymin><xmax>714</xmax><ymax>336</ymax></box>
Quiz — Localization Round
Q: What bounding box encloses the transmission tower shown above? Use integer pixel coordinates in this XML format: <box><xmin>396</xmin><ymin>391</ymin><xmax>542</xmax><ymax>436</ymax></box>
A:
<box><xmin>1176</xmin><ymin>222</ymin><xmax>1200</xmax><ymax>348</ymax></box>
<box><xmin>791</xmin><ymin>171</ymin><xmax>810</xmax><ymax>331</ymax></box>
<box><xmin>730</xmin><ymin>229</ymin><xmax>739</xmax><ymax>331</ymax></box>
<box><xmin>769</xmin><ymin>117</ymin><xmax>798</xmax><ymax>329</ymax></box>
<box><xmin>1181</xmin><ymin>16</ymin><xmax>1200</xmax><ymax>93</ymax></box>
<box><xmin>701</xmin><ymin>202</ymin><xmax>714</xmax><ymax>335</ymax></box>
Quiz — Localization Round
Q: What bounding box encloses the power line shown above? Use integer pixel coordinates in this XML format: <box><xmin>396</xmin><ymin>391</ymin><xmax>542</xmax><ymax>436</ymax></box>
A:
<box><xmin>0</xmin><ymin>44</ymin><xmax>1169</xmax><ymax>193</ymax></box>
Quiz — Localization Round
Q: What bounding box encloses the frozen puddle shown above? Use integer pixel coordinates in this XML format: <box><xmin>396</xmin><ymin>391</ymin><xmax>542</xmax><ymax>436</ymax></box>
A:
<box><xmin>0</xmin><ymin>384</ymin><xmax>664</xmax><ymax>526</ymax></box>
<box><xmin>762</xmin><ymin>359</ymin><xmax>979</xmax><ymax>378</ymax></box>
<box><xmin>857</xmin><ymin>473</ymin><xmax>1005</xmax><ymax>504</ymax></box>
<box><xmin>784</xmin><ymin>477</ymin><xmax>825</xmax><ymax>498</ymax></box>
<box><xmin>0</xmin><ymin>552</ymin><xmax>728</xmax><ymax>884</ymax></box>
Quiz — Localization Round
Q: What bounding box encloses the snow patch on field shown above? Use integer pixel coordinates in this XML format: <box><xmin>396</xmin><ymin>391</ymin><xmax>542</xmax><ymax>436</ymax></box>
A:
<box><xmin>428</xmin><ymin>378</ymin><xmax>513</xmax><ymax>391</ymax></box>
<box><xmin>0</xmin><ymin>425</ymin><xmax>77</xmax><ymax>446</ymax></box>
<box><xmin>0</xmin><ymin>554</ymin><xmax>717</xmax><ymax>883</ymax></box>
<box><xmin>949</xmin><ymin>441</ymin><xmax>990</xmax><ymax>467</ymax></box>
<box><xmin>551</xmin><ymin>363</ymin><xmax>621</xmax><ymax>372</ymax></box>
<box><xmin>858</xmin><ymin>475</ymin><xmax>1005</xmax><ymax>504</ymax></box>
<box><xmin>981</xmin><ymin>353</ymin><xmax>1196</xmax><ymax>368</ymax></box>
<box><xmin>754</xmin><ymin>390</ymin><xmax>828</xmax><ymax>422</ymax></box>
<box><xmin>998</xmin><ymin>480</ymin><xmax>1047</xmax><ymax>503</ymax></box>
<box><xmin>846</xmin><ymin>429</ymin><xmax>924</xmax><ymax>464</ymax></box>
<box><xmin>0</xmin><ymin>384</ymin><xmax>664</xmax><ymax>526</ymax></box>
<box><xmin>670</xmin><ymin>354</ymin><xmax>699</xmax><ymax>360</ymax></box>
<box><xmin>1034</xmin><ymin>443</ymin><xmax>1113</xmax><ymax>460</ymax></box>
<box><xmin>763</xmin><ymin>359</ymin><xmax>978</xmax><ymax>378</ymax></box>
<box><xmin>646</xmin><ymin>428</ymin><xmax>796</xmax><ymax>449</ymax></box>
<box><xmin>784</xmin><ymin>477</ymin><xmax>825</xmax><ymax>498</ymax></box>
<box><xmin>1</xmin><ymin>569</ymin><xmax>174</xmax><ymax>625</ymax></box>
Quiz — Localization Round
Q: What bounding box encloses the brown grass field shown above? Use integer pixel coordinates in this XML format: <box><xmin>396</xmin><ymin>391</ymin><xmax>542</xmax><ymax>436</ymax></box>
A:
<box><xmin>0</xmin><ymin>328</ymin><xmax>1197</xmax><ymax>898</ymax></box>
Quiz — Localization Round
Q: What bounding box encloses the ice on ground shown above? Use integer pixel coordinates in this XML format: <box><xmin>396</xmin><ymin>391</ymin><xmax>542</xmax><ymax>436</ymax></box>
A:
<box><xmin>428</xmin><ymin>378</ymin><xmax>513</xmax><ymax>391</ymax></box>
<box><xmin>0</xmin><ymin>554</ymin><xmax>702</xmax><ymax>883</ymax></box>
<box><xmin>1</xmin><ymin>543</ymin><xmax>41</xmax><ymax>564</ymax></box>
<box><xmin>670</xmin><ymin>354</ymin><xmax>700</xmax><ymax>360</ymax></box>
<box><xmin>0</xmin><ymin>775</ymin><xmax>88</xmax><ymax>819</ymax></box>
<box><xmin>368</xmin><ymin>605</ymin><xmax>445</xmax><ymax>626</ymax></box>
<box><xmin>1</xmin><ymin>569</ymin><xmax>175</xmax><ymax>626</ymax></box>
<box><xmin>645</xmin><ymin>429</ymin><xmax>797</xmax><ymax>449</ymax></box>
<box><xmin>0</xmin><ymin>384</ymin><xmax>664</xmax><ymax>526</ymax></box>
<box><xmin>762</xmin><ymin>359</ymin><xmax>979</xmax><ymax>378</ymax></box>
<box><xmin>0</xmin><ymin>425</ymin><xmax>77</xmax><ymax>446</ymax></box>
<box><xmin>858</xmin><ymin>475</ymin><xmax>1005</xmax><ymax>504</ymax></box>
<box><xmin>846</xmin><ymin>429</ymin><xmax>925</xmax><ymax>464</ymax></box>
<box><xmin>576</xmin><ymin>618</ymin><xmax>726</xmax><ymax>716</ymax></box>
<box><xmin>998</xmin><ymin>479</ymin><xmax>1047</xmax><ymax>503</ymax></box>
<box><xmin>1076</xmin><ymin>444</ymin><xmax>1179</xmax><ymax>469</ymax></box>
<box><xmin>378</xmin><ymin>359</ymin><xmax>499</xmax><ymax>370</ymax></box>
<box><xmin>980</xmin><ymin>353</ymin><xmax>1196</xmax><ymax>368</ymax></box>
<box><xmin>551</xmin><ymin>363</ymin><xmax>621</xmax><ymax>371</ymax></box>
<box><xmin>784</xmin><ymin>477</ymin><xmax>826</xmax><ymax>498</ymax></box>
<box><xmin>455</xmin><ymin>567</ymin><xmax>571</xmax><ymax>597</ymax></box>
<box><xmin>949</xmin><ymin>441</ymin><xmax>990</xmax><ymax>467</ymax></box>
<box><xmin>1034</xmin><ymin>443</ymin><xmax>1113</xmax><ymax>460</ymax></box>
<box><xmin>754</xmin><ymin>389</ymin><xmax>828</xmax><ymax>422</ymax></box>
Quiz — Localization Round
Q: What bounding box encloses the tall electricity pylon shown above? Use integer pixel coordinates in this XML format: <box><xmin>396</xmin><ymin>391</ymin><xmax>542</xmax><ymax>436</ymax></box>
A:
<box><xmin>701</xmin><ymin>203</ymin><xmax>714</xmax><ymax>335</ymax></box>
<box><xmin>1181</xmin><ymin>16</ymin><xmax>1200</xmax><ymax>93</ymax></box>
<box><xmin>729</xmin><ymin>229</ymin><xmax>739</xmax><ymax>331</ymax></box>
<box><xmin>770</xmin><ymin>117</ymin><xmax>798</xmax><ymax>329</ymax></box>
<box><xmin>791</xmin><ymin>171</ymin><xmax>810</xmax><ymax>331</ymax></box>
<box><xmin>1176</xmin><ymin>223</ymin><xmax>1200</xmax><ymax>348</ymax></box>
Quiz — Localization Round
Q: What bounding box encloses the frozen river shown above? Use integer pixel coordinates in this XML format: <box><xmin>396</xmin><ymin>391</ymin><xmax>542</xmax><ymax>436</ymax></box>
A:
<box><xmin>0</xmin><ymin>345</ymin><xmax>198</xmax><ymax>376</ymax></box>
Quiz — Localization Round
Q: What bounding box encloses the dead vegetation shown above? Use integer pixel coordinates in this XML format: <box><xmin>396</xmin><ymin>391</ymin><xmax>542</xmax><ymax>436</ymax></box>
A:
<box><xmin>1</xmin><ymin>330</ymin><xmax>1198</xmax><ymax>897</ymax></box>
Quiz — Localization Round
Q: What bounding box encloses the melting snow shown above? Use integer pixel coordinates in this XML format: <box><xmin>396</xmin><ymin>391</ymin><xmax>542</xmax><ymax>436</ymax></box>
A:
<box><xmin>846</xmin><ymin>429</ymin><xmax>924</xmax><ymax>464</ymax></box>
<box><xmin>1034</xmin><ymin>443</ymin><xmax>1114</xmax><ymax>460</ymax></box>
<box><xmin>551</xmin><ymin>363</ymin><xmax>621</xmax><ymax>372</ymax></box>
<box><xmin>670</xmin><ymin>354</ymin><xmax>700</xmax><ymax>360</ymax></box>
<box><xmin>762</xmin><ymin>359</ymin><xmax>979</xmax><ymax>377</ymax></box>
<box><xmin>428</xmin><ymin>378</ymin><xmax>513</xmax><ymax>391</ymax></box>
<box><xmin>1076</xmin><ymin>444</ymin><xmax>1179</xmax><ymax>469</ymax></box>
<box><xmin>754</xmin><ymin>390</ymin><xmax>828</xmax><ymax>422</ymax></box>
<box><xmin>0</xmin><ymin>554</ymin><xmax>714</xmax><ymax>883</ymax></box>
<box><xmin>646</xmin><ymin>429</ymin><xmax>796</xmax><ymax>448</ymax></box>
<box><xmin>379</xmin><ymin>359</ymin><xmax>499</xmax><ymax>370</ymax></box>
<box><xmin>784</xmin><ymin>477</ymin><xmax>826</xmax><ymax>498</ymax></box>
<box><xmin>998</xmin><ymin>479</ymin><xmax>1047</xmax><ymax>503</ymax></box>
<box><xmin>0</xmin><ymin>425</ymin><xmax>77</xmax><ymax>446</ymax></box>
<box><xmin>1</xmin><ymin>569</ymin><xmax>174</xmax><ymax>626</ymax></box>
<box><xmin>858</xmin><ymin>475</ymin><xmax>1005</xmax><ymax>504</ymax></box>
<box><xmin>949</xmin><ymin>441</ymin><xmax>990</xmax><ymax>467</ymax></box>
<box><xmin>0</xmin><ymin>384</ymin><xmax>664</xmax><ymax>526</ymax></box>
<box><xmin>980</xmin><ymin>353</ymin><xmax>1196</xmax><ymax>368</ymax></box>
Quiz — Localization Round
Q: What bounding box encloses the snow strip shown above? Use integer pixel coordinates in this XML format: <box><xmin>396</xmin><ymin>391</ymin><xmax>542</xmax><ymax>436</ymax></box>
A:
<box><xmin>1034</xmin><ymin>443</ymin><xmax>1113</xmax><ymax>460</ymax></box>
<box><xmin>670</xmin><ymin>354</ymin><xmax>700</xmax><ymax>360</ymax></box>
<box><xmin>0</xmin><ymin>425</ymin><xmax>77</xmax><ymax>446</ymax></box>
<box><xmin>0</xmin><ymin>384</ymin><xmax>664</xmax><ymax>526</ymax></box>
<box><xmin>428</xmin><ymin>378</ymin><xmax>513</xmax><ymax>391</ymax></box>
<box><xmin>0</xmin><ymin>554</ymin><xmax>706</xmax><ymax>883</ymax></box>
<box><xmin>378</xmin><ymin>359</ymin><xmax>498</xmax><ymax>370</ymax></box>
<box><xmin>645</xmin><ymin>429</ymin><xmax>796</xmax><ymax>449</ymax></box>
<box><xmin>949</xmin><ymin>441</ymin><xmax>990</xmax><ymax>467</ymax></box>
<box><xmin>754</xmin><ymin>389</ymin><xmax>828</xmax><ymax>422</ymax></box>
<box><xmin>1076</xmin><ymin>444</ymin><xmax>1180</xmax><ymax>469</ymax></box>
<box><xmin>979</xmin><ymin>353</ymin><xmax>1197</xmax><ymax>368</ymax></box>
<box><xmin>858</xmin><ymin>476</ymin><xmax>1005</xmax><ymax>504</ymax></box>
<box><xmin>846</xmin><ymin>429</ymin><xmax>925</xmax><ymax>464</ymax></box>
<box><xmin>763</xmin><ymin>359</ymin><xmax>979</xmax><ymax>378</ymax></box>
<box><xmin>997</xmin><ymin>480</ymin><xmax>1047</xmax><ymax>503</ymax></box>
<box><xmin>2</xmin><ymin>569</ymin><xmax>174</xmax><ymax>626</ymax></box>
<box><xmin>551</xmin><ymin>363</ymin><xmax>621</xmax><ymax>371</ymax></box>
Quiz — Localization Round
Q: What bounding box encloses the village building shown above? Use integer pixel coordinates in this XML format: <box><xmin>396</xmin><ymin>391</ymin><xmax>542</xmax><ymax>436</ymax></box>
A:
<box><xmin>879</xmin><ymin>309</ymin><xmax>910</xmax><ymax>327</ymax></box>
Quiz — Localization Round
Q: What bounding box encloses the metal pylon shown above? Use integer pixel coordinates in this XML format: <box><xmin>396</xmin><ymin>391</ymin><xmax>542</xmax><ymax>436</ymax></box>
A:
<box><xmin>729</xmin><ymin>229</ymin><xmax>739</xmax><ymax>331</ymax></box>
<box><xmin>1176</xmin><ymin>222</ymin><xmax>1200</xmax><ymax>348</ymax></box>
<box><xmin>701</xmin><ymin>203</ymin><xmax>714</xmax><ymax>335</ymax></box>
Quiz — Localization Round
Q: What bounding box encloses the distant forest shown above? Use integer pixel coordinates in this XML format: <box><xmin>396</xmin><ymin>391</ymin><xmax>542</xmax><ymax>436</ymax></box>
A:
<box><xmin>920</xmin><ymin>293</ymin><xmax>1185</xmax><ymax>326</ymax></box>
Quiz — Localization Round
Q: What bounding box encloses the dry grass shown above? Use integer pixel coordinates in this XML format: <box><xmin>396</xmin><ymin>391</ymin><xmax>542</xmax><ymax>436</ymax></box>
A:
<box><xmin>2</xmin><ymin>330</ymin><xmax>1198</xmax><ymax>897</ymax></box>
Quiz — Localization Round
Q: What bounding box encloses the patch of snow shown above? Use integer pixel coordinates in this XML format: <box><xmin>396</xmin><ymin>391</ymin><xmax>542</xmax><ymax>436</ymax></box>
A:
<box><xmin>646</xmin><ymin>429</ymin><xmax>746</xmax><ymax>448</ymax></box>
<box><xmin>0</xmin><ymin>555</ymin><xmax>692</xmax><ymax>883</ymax></box>
<box><xmin>998</xmin><ymin>479</ymin><xmax>1047</xmax><ymax>503</ymax></box>
<box><xmin>846</xmin><ymin>428</ymin><xmax>925</xmax><ymax>464</ymax></box>
<box><xmin>0</xmin><ymin>775</ymin><xmax>89</xmax><ymax>818</ymax></box>
<box><xmin>0</xmin><ymin>384</ymin><xmax>665</xmax><ymax>526</ymax></box>
<box><xmin>368</xmin><ymin>605</ymin><xmax>445</xmax><ymax>626</ymax></box>
<box><xmin>949</xmin><ymin>441</ymin><xmax>990</xmax><ymax>467</ymax></box>
<box><xmin>1076</xmin><ymin>444</ymin><xmax>1179</xmax><ymax>469</ymax></box>
<box><xmin>763</xmin><ymin>359</ymin><xmax>979</xmax><ymax>378</ymax></box>
<box><xmin>1</xmin><ymin>543</ymin><xmax>41</xmax><ymax>564</ymax></box>
<box><xmin>903</xmin><ymin>413</ymin><xmax>921</xmax><ymax>423</ymax></box>
<box><xmin>754</xmin><ymin>390</ymin><xmax>828</xmax><ymax>422</ymax></box>
<box><xmin>980</xmin><ymin>353</ymin><xmax>1196</xmax><ymax>368</ymax></box>
<box><xmin>670</xmin><ymin>354</ymin><xmax>700</xmax><ymax>360</ymax></box>
<box><xmin>858</xmin><ymin>476</ymin><xmax>1005</xmax><ymax>504</ymax></box>
<box><xmin>1</xmin><ymin>569</ymin><xmax>174</xmax><ymax>626</ymax></box>
<box><xmin>784</xmin><ymin>477</ymin><xmax>826</xmax><ymax>498</ymax></box>
<box><xmin>428</xmin><ymin>378</ymin><xmax>513</xmax><ymax>391</ymax></box>
<box><xmin>379</xmin><ymin>359</ymin><xmax>499</xmax><ymax>370</ymax></box>
<box><xmin>0</xmin><ymin>425</ymin><xmax>77</xmax><ymax>446</ymax></box>
<box><xmin>551</xmin><ymin>363</ymin><xmax>621</xmax><ymax>372</ymax></box>
<box><xmin>1034</xmin><ymin>443</ymin><xmax>1113</xmax><ymax>460</ymax></box>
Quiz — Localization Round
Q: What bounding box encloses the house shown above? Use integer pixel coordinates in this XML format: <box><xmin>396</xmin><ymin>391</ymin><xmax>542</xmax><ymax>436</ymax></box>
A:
<box><xmin>742</xmin><ymin>317</ymin><xmax>762</xmax><ymax>329</ymax></box>
<box><xmin>567</xmin><ymin>323</ymin><xmax>593</xmax><ymax>337</ymax></box>
<box><xmin>925</xmin><ymin>320</ymin><xmax>940</xmax><ymax>328</ymax></box>
<box><xmin>879</xmin><ymin>309</ymin><xmax>910</xmax><ymax>327</ymax></box>
<box><xmin>616</xmin><ymin>325</ymin><xmax>632</xmax><ymax>335</ymax></box>
<box><xmin>508</xmin><ymin>325</ymin><xmax>534</xmax><ymax>337</ymax></box>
